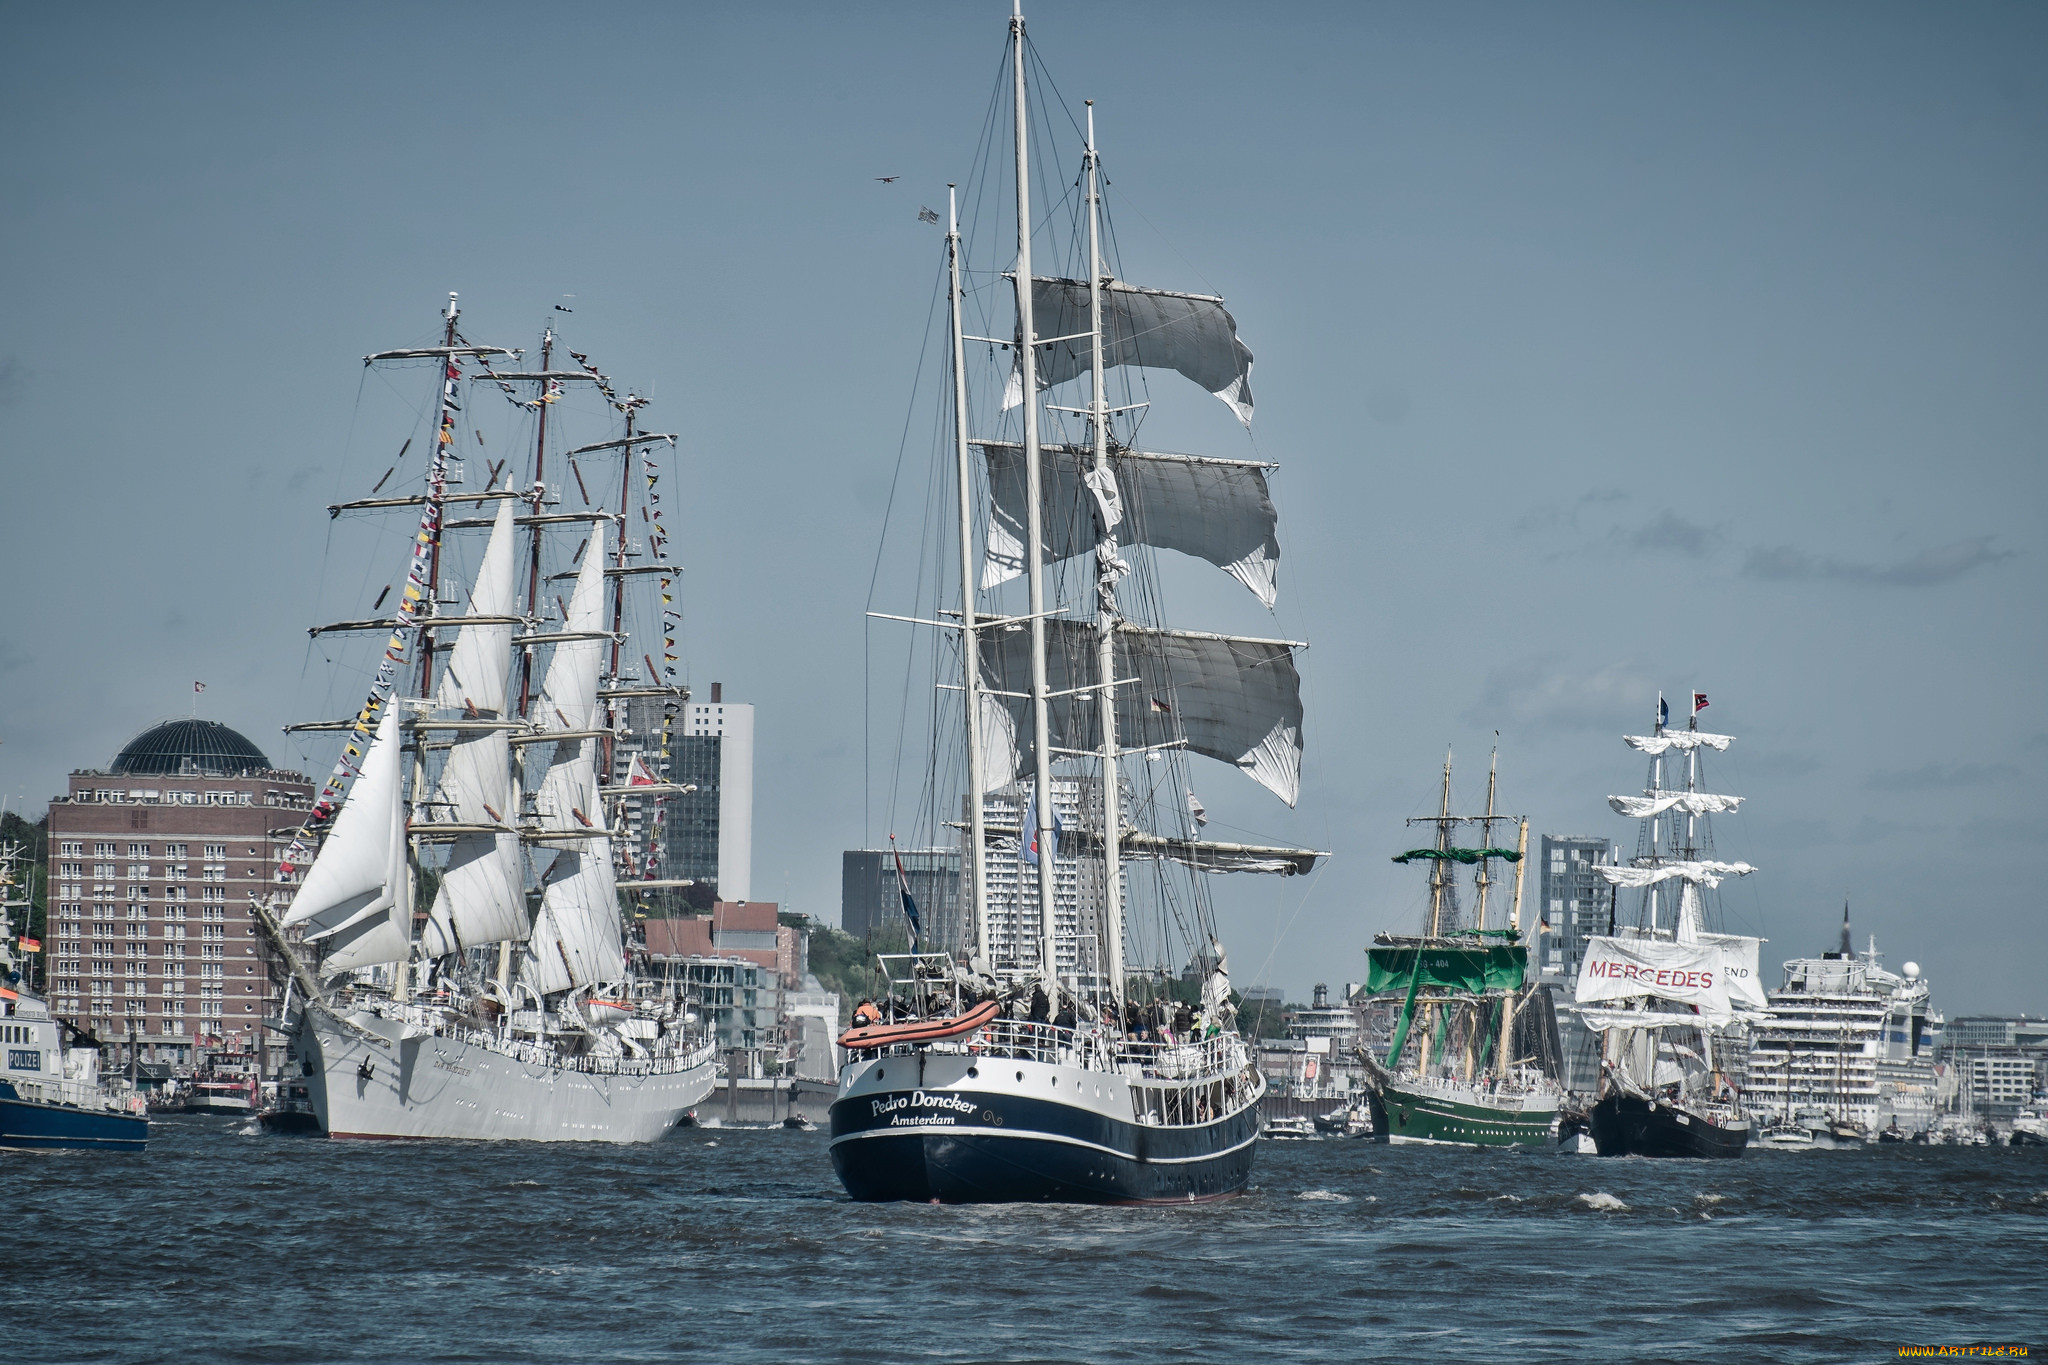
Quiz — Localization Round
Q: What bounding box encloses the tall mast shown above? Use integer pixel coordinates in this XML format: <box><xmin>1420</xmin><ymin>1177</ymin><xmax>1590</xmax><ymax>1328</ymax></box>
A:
<box><xmin>1426</xmin><ymin>750</ymin><xmax>1451</xmax><ymax>937</ymax></box>
<box><xmin>518</xmin><ymin>326</ymin><xmax>556</xmax><ymax>718</ymax></box>
<box><xmin>417</xmin><ymin>291</ymin><xmax>461</xmax><ymax>702</ymax></box>
<box><xmin>1012</xmin><ymin>1</ymin><xmax>1060</xmax><ymax>993</ymax></box>
<box><xmin>1085</xmin><ymin>100</ymin><xmax>1123</xmax><ymax>1019</ymax></box>
<box><xmin>1646</xmin><ymin>694</ymin><xmax>1664</xmax><ymax>935</ymax></box>
<box><xmin>604</xmin><ymin>403</ymin><xmax>638</xmax><ymax>783</ymax></box>
<box><xmin>1474</xmin><ymin>747</ymin><xmax>1498</xmax><ymax>932</ymax></box>
<box><xmin>947</xmin><ymin>184</ymin><xmax>990</xmax><ymax>962</ymax></box>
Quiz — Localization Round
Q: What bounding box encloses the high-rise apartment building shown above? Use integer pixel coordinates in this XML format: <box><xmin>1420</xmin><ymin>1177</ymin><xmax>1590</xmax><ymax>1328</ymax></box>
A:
<box><xmin>840</xmin><ymin>848</ymin><xmax>962</xmax><ymax>950</ymax></box>
<box><xmin>660</xmin><ymin>683</ymin><xmax>753</xmax><ymax>901</ymax></box>
<box><xmin>45</xmin><ymin>720</ymin><xmax>312</xmax><ymax>1072</ymax></box>
<box><xmin>1538</xmin><ymin>833</ymin><xmax>1616</xmax><ymax>1092</ymax></box>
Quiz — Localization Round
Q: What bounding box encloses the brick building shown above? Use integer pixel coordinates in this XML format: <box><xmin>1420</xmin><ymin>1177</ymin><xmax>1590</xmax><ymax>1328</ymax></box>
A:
<box><xmin>45</xmin><ymin>719</ymin><xmax>312</xmax><ymax>1072</ymax></box>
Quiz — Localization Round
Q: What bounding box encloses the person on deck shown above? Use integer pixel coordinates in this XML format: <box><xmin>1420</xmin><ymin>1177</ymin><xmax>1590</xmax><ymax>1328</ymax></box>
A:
<box><xmin>851</xmin><ymin>999</ymin><xmax>881</xmax><ymax>1029</ymax></box>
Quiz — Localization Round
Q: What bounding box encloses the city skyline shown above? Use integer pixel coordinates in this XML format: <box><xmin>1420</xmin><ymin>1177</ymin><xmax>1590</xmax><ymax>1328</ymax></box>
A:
<box><xmin>1</xmin><ymin>3</ymin><xmax>2041</xmax><ymax>1009</ymax></box>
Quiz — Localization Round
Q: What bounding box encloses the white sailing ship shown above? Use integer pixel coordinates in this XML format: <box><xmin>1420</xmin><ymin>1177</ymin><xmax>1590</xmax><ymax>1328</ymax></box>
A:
<box><xmin>830</xmin><ymin>3</ymin><xmax>1323</xmax><ymax>1203</ymax></box>
<box><xmin>261</xmin><ymin>295</ymin><xmax>714</xmax><ymax>1141</ymax></box>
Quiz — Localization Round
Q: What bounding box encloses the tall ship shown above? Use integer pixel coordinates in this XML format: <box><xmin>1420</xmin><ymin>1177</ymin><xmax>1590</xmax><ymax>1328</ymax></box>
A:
<box><xmin>0</xmin><ymin>838</ymin><xmax>148</xmax><ymax>1151</ymax></box>
<box><xmin>1356</xmin><ymin>753</ymin><xmax>1562</xmax><ymax>1147</ymax></box>
<box><xmin>261</xmin><ymin>295</ymin><xmax>715</xmax><ymax>1141</ymax></box>
<box><xmin>1574</xmin><ymin>695</ymin><xmax>1765</xmax><ymax>1159</ymax></box>
<box><xmin>829</xmin><ymin>3</ymin><xmax>1323</xmax><ymax>1203</ymax></box>
<box><xmin>1745</xmin><ymin>905</ymin><xmax>1942</xmax><ymax>1141</ymax></box>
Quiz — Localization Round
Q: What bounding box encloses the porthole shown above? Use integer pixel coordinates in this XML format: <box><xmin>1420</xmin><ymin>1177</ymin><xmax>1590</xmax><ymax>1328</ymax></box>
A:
<box><xmin>966</xmin><ymin>1066</ymin><xmax>979</xmax><ymax>1079</ymax></box>
<box><xmin>1015</xmin><ymin>1071</ymin><xmax>1024</xmax><ymax>1082</ymax></box>
<box><xmin>876</xmin><ymin>1067</ymin><xmax>885</xmax><ymax>1080</ymax></box>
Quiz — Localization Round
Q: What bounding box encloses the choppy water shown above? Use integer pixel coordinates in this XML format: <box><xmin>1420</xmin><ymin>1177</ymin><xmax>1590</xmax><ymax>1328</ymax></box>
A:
<box><xmin>4</xmin><ymin>1117</ymin><xmax>2042</xmax><ymax>1363</ymax></box>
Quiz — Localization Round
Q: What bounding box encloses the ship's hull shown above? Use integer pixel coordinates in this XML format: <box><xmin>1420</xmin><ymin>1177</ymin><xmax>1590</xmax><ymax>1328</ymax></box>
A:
<box><xmin>299</xmin><ymin>1008</ymin><xmax>715</xmax><ymax>1143</ymax></box>
<box><xmin>0</xmin><ymin>1082</ymin><xmax>148</xmax><ymax>1152</ymax></box>
<box><xmin>1370</xmin><ymin>1078</ymin><xmax>1558</xmax><ymax>1148</ymax></box>
<box><xmin>1590</xmin><ymin>1094</ymin><xmax>1747</xmax><ymax>1159</ymax></box>
<box><xmin>829</xmin><ymin>1051</ymin><xmax>1260</xmax><ymax>1204</ymax></box>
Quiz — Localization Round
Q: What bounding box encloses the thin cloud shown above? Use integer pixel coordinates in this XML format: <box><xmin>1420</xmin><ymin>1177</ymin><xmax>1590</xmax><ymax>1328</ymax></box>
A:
<box><xmin>1862</xmin><ymin>762</ymin><xmax>2019</xmax><ymax>791</ymax></box>
<box><xmin>1743</xmin><ymin>536</ymin><xmax>2013</xmax><ymax>587</ymax></box>
<box><xmin>1625</xmin><ymin>510</ymin><xmax>1720</xmax><ymax>558</ymax></box>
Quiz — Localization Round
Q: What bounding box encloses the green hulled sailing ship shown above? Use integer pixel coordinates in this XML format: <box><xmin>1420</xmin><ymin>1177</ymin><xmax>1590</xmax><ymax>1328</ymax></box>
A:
<box><xmin>1358</xmin><ymin>753</ymin><xmax>1561</xmax><ymax>1147</ymax></box>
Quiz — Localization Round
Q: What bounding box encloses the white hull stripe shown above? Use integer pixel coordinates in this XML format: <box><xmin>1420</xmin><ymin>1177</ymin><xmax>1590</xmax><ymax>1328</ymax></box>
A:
<box><xmin>830</xmin><ymin>1122</ymin><xmax>1259</xmax><ymax>1167</ymax></box>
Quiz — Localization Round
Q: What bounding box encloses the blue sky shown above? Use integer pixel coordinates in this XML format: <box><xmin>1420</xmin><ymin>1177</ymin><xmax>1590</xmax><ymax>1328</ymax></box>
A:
<box><xmin>2</xmin><ymin>2</ymin><xmax>2042</xmax><ymax>1009</ymax></box>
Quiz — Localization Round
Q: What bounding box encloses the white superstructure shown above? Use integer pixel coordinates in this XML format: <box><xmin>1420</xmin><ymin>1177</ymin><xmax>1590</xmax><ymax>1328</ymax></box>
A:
<box><xmin>1745</xmin><ymin>920</ymin><xmax>1942</xmax><ymax>1134</ymax></box>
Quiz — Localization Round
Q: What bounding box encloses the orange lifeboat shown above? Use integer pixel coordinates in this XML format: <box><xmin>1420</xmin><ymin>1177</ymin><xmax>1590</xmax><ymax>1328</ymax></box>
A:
<box><xmin>837</xmin><ymin>998</ymin><xmax>1000</xmax><ymax>1051</ymax></box>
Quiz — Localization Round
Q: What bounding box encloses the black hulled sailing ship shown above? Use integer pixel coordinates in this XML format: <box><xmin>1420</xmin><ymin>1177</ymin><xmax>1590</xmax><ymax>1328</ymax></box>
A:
<box><xmin>830</xmin><ymin>3</ymin><xmax>1322</xmax><ymax>1204</ymax></box>
<box><xmin>1576</xmin><ymin>695</ymin><xmax>1765</xmax><ymax>1159</ymax></box>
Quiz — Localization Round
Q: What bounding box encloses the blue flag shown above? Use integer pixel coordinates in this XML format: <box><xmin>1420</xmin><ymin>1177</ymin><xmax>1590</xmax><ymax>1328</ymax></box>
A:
<box><xmin>1656</xmin><ymin>695</ymin><xmax>1669</xmax><ymax>729</ymax></box>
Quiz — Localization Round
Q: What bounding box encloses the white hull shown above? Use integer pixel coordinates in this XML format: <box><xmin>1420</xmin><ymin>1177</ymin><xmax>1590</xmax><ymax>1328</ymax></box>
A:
<box><xmin>300</xmin><ymin>1008</ymin><xmax>716</xmax><ymax>1143</ymax></box>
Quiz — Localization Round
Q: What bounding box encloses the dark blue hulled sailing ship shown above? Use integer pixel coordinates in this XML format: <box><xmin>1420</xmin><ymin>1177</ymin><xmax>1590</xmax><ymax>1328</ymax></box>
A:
<box><xmin>830</xmin><ymin>2</ymin><xmax>1321</xmax><ymax>1205</ymax></box>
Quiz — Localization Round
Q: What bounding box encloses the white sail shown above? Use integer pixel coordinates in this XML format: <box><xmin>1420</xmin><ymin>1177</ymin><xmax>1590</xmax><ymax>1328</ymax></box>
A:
<box><xmin>1691</xmin><ymin>929</ymin><xmax>1768</xmax><ymax>1012</ymax></box>
<box><xmin>1576</xmin><ymin>1006</ymin><xmax>1731</xmax><ymax>1033</ymax></box>
<box><xmin>521</xmin><ymin>844</ymin><xmax>624</xmax><ymax>996</ymax></box>
<box><xmin>283</xmin><ymin>707</ymin><xmax>413</xmax><ymax>972</ymax></box>
<box><xmin>976</xmin><ymin>442</ymin><xmax>1280</xmax><ymax>607</ymax></box>
<box><xmin>421</xmin><ymin>831</ymin><xmax>526</xmax><ymax>959</ymax></box>
<box><xmin>534</xmin><ymin>530</ymin><xmax>607</xmax><ymax>832</ymax></box>
<box><xmin>1575</xmin><ymin>934</ymin><xmax>1734</xmax><ymax>1025</ymax></box>
<box><xmin>1624</xmin><ymin>731</ymin><xmax>1734</xmax><ymax>755</ymax></box>
<box><xmin>1003</xmin><ymin>277</ymin><xmax>1255</xmax><ymax>423</ymax></box>
<box><xmin>433</xmin><ymin>496</ymin><xmax>518</xmax><ymax>717</ymax></box>
<box><xmin>979</xmin><ymin>620</ymin><xmax>1305</xmax><ymax>806</ymax></box>
<box><xmin>520</xmin><ymin>527</ymin><xmax>622</xmax><ymax>994</ymax></box>
<box><xmin>1607</xmin><ymin>790</ymin><xmax>1744</xmax><ymax>819</ymax></box>
<box><xmin>1594</xmin><ymin>859</ymin><xmax>1756</xmax><ymax>890</ymax></box>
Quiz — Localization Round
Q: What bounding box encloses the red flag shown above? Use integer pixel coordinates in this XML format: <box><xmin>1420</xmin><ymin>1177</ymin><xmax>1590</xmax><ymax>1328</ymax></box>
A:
<box><xmin>1693</xmin><ymin>692</ymin><xmax>1709</xmax><ymax>713</ymax></box>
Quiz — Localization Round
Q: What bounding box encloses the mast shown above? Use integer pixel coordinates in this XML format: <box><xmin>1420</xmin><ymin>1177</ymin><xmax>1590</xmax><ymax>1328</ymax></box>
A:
<box><xmin>1012</xmin><ymin>1</ymin><xmax>1059</xmax><ymax>994</ymax></box>
<box><xmin>947</xmin><ymin>185</ymin><xmax>991</xmax><ymax>963</ymax></box>
<box><xmin>1646</xmin><ymin>694</ymin><xmax>1664</xmax><ymax>935</ymax></box>
<box><xmin>518</xmin><ymin>327</ymin><xmax>556</xmax><ymax>718</ymax></box>
<box><xmin>1085</xmin><ymin>100</ymin><xmax>1123</xmax><ymax>1019</ymax></box>
<box><xmin>418</xmin><ymin>292</ymin><xmax>461</xmax><ymax>702</ymax></box>
<box><xmin>604</xmin><ymin>403</ymin><xmax>638</xmax><ymax>785</ymax></box>
<box><xmin>402</xmin><ymin>291</ymin><xmax>463</xmax><ymax>1000</ymax></box>
<box><xmin>1474</xmin><ymin>747</ymin><xmax>1497</xmax><ymax>932</ymax></box>
<box><xmin>1426</xmin><ymin>751</ymin><xmax>1451</xmax><ymax>937</ymax></box>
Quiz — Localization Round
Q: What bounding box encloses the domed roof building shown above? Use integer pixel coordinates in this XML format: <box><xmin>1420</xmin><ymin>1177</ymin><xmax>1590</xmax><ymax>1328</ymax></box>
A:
<box><xmin>110</xmin><ymin>719</ymin><xmax>273</xmax><ymax>777</ymax></box>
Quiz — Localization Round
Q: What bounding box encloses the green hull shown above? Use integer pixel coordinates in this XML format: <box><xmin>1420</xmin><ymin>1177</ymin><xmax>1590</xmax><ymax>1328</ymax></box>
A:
<box><xmin>1375</xmin><ymin>1078</ymin><xmax>1557</xmax><ymax>1148</ymax></box>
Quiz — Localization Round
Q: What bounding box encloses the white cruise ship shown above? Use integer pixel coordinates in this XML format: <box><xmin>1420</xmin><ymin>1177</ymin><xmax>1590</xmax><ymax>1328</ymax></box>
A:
<box><xmin>1745</xmin><ymin>907</ymin><xmax>1942</xmax><ymax>1137</ymax></box>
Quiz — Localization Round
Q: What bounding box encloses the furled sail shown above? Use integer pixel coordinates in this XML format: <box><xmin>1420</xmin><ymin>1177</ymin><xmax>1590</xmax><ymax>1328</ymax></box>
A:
<box><xmin>1624</xmin><ymin>731</ymin><xmax>1734</xmax><ymax>756</ymax></box>
<box><xmin>521</xmin><ymin>846</ymin><xmax>624</xmax><ymax>996</ymax></box>
<box><xmin>282</xmin><ymin>707</ymin><xmax>412</xmax><ymax>973</ymax></box>
<box><xmin>433</xmin><ymin>496</ymin><xmax>517</xmax><ymax>717</ymax></box>
<box><xmin>1607</xmin><ymin>790</ymin><xmax>1744</xmax><ymax>819</ymax></box>
<box><xmin>1574</xmin><ymin>934</ymin><xmax>1733</xmax><ymax>1025</ymax></box>
<box><xmin>1366</xmin><ymin>944</ymin><xmax>1528</xmax><ymax>995</ymax></box>
<box><xmin>979</xmin><ymin>620</ymin><xmax>1304</xmax><ymax>806</ymax></box>
<box><xmin>1001</xmin><ymin>277</ymin><xmax>1255</xmax><ymax>424</ymax></box>
<box><xmin>1594</xmin><ymin>859</ymin><xmax>1756</xmax><ymax>890</ymax></box>
<box><xmin>975</xmin><ymin>442</ymin><xmax>1280</xmax><ymax>607</ymax></box>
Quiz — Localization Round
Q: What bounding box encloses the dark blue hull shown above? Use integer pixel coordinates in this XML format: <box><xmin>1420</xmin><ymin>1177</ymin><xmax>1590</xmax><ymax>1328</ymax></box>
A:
<box><xmin>0</xmin><ymin>1084</ymin><xmax>148</xmax><ymax>1152</ymax></box>
<box><xmin>829</xmin><ymin>1086</ymin><xmax>1259</xmax><ymax>1204</ymax></box>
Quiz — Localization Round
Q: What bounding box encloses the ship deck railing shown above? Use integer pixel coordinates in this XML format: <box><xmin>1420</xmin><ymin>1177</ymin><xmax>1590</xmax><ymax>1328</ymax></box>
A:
<box><xmin>1</xmin><ymin>1075</ymin><xmax>142</xmax><ymax>1113</ymax></box>
<box><xmin>866</xmin><ymin>1015</ymin><xmax>1252</xmax><ymax>1085</ymax></box>
<box><xmin>366</xmin><ymin>1008</ymin><xmax>716</xmax><ymax>1079</ymax></box>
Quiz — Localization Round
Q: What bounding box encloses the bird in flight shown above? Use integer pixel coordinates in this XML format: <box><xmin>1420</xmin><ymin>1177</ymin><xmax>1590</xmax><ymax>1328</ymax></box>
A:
<box><xmin>874</xmin><ymin>175</ymin><xmax>900</xmax><ymax>183</ymax></box>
